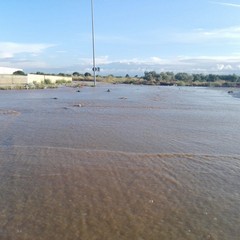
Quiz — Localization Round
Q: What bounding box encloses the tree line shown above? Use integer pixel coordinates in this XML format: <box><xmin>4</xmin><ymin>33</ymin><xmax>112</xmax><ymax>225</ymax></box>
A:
<box><xmin>143</xmin><ymin>71</ymin><xmax>240</xmax><ymax>82</ymax></box>
<box><xmin>135</xmin><ymin>71</ymin><xmax>240</xmax><ymax>87</ymax></box>
<box><xmin>13</xmin><ymin>70</ymin><xmax>240</xmax><ymax>87</ymax></box>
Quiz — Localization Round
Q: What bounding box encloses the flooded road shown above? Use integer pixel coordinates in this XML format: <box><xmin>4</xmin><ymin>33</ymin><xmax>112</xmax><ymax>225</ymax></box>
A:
<box><xmin>0</xmin><ymin>85</ymin><xmax>240</xmax><ymax>239</ymax></box>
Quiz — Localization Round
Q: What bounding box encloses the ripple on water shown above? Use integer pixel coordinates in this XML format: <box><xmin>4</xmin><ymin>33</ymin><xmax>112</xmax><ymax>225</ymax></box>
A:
<box><xmin>0</xmin><ymin>109</ymin><xmax>20</xmax><ymax>116</ymax></box>
<box><xmin>0</xmin><ymin>146</ymin><xmax>239</xmax><ymax>240</ymax></box>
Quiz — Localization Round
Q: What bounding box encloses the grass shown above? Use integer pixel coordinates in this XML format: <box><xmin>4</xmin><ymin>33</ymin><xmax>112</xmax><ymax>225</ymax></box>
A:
<box><xmin>1</xmin><ymin>75</ymin><xmax>239</xmax><ymax>90</ymax></box>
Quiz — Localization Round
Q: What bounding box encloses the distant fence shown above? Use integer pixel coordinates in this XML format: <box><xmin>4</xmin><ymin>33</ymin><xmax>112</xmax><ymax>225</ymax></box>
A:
<box><xmin>0</xmin><ymin>74</ymin><xmax>72</xmax><ymax>86</ymax></box>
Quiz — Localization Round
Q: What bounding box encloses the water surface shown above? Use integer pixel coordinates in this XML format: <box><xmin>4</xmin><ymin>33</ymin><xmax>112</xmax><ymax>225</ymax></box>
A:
<box><xmin>0</xmin><ymin>85</ymin><xmax>239</xmax><ymax>239</ymax></box>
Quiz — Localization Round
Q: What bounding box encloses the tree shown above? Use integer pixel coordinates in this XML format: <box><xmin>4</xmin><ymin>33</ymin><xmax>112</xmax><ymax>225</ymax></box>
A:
<box><xmin>193</xmin><ymin>74</ymin><xmax>205</xmax><ymax>82</ymax></box>
<box><xmin>13</xmin><ymin>70</ymin><xmax>26</xmax><ymax>75</ymax></box>
<box><xmin>160</xmin><ymin>72</ymin><xmax>171</xmax><ymax>81</ymax></box>
<box><xmin>72</xmin><ymin>72</ymin><xmax>80</xmax><ymax>76</ymax></box>
<box><xmin>84</xmin><ymin>72</ymin><xmax>91</xmax><ymax>77</ymax></box>
<box><xmin>165</xmin><ymin>72</ymin><xmax>175</xmax><ymax>81</ymax></box>
<box><xmin>175</xmin><ymin>72</ymin><xmax>193</xmax><ymax>81</ymax></box>
<box><xmin>206</xmin><ymin>74</ymin><xmax>218</xmax><ymax>82</ymax></box>
<box><xmin>144</xmin><ymin>71</ymin><xmax>157</xmax><ymax>81</ymax></box>
<box><xmin>58</xmin><ymin>73</ymin><xmax>65</xmax><ymax>76</ymax></box>
<box><xmin>230</xmin><ymin>74</ymin><xmax>238</xmax><ymax>82</ymax></box>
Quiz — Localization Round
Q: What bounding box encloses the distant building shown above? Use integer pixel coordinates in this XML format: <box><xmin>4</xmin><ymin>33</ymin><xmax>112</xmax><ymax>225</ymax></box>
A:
<box><xmin>0</xmin><ymin>67</ymin><xmax>23</xmax><ymax>74</ymax></box>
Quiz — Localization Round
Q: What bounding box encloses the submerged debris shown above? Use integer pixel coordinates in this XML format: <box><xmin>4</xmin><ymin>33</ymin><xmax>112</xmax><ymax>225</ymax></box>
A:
<box><xmin>0</xmin><ymin>109</ymin><xmax>20</xmax><ymax>115</ymax></box>
<box><xmin>73</xmin><ymin>103</ymin><xmax>83</xmax><ymax>107</ymax></box>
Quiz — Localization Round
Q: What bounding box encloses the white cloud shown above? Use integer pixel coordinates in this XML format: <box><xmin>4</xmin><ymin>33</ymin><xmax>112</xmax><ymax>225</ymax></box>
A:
<box><xmin>0</xmin><ymin>42</ymin><xmax>54</xmax><ymax>59</ymax></box>
<box><xmin>56</xmin><ymin>50</ymin><xmax>67</xmax><ymax>53</ymax></box>
<box><xmin>16</xmin><ymin>54</ymin><xmax>240</xmax><ymax>75</ymax></box>
<box><xmin>78</xmin><ymin>55</ymin><xmax>111</xmax><ymax>65</ymax></box>
<box><xmin>175</xmin><ymin>26</ymin><xmax>240</xmax><ymax>43</ymax></box>
<box><xmin>2</xmin><ymin>42</ymin><xmax>240</xmax><ymax>75</ymax></box>
<box><xmin>217</xmin><ymin>64</ymin><xmax>233</xmax><ymax>70</ymax></box>
<box><xmin>177</xmin><ymin>55</ymin><xmax>240</xmax><ymax>63</ymax></box>
<box><xmin>92</xmin><ymin>55</ymin><xmax>240</xmax><ymax>75</ymax></box>
<box><xmin>77</xmin><ymin>56</ymin><xmax>164</xmax><ymax>66</ymax></box>
<box><xmin>201</xmin><ymin>26</ymin><xmax>240</xmax><ymax>39</ymax></box>
<box><xmin>74</xmin><ymin>54</ymin><xmax>240</xmax><ymax>75</ymax></box>
<box><xmin>211</xmin><ymin>1</ymin><xmax>240</xmax><ymax>8</ymax></box>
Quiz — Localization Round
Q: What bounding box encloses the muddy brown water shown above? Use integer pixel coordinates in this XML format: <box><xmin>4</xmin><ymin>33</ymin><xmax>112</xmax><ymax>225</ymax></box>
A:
<box><xmin>0</xmin><ymin>85</ymin><xmax>239</xmax><ymax>239</ymax></box>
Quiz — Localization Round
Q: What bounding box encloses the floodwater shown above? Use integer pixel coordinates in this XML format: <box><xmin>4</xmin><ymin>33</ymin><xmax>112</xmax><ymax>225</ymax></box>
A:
<box><xmin>0</xmin><ymin>84</ymin><xmax>239</xmax><ymax>240</ymax></box>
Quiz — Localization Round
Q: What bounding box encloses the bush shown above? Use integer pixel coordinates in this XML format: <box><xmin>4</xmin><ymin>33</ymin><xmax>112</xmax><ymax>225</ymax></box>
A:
<box><xmin>13</xmin><ymin>70</ymin><xmax>26</xmax><ymax>75</ymax></box>
<box><xmin>44</xmin><ymin>79</ymin><xmax>51</xmax><ymax>84</ymax></box>
<box><xmin>72</xmin><ymin>72</ymin><xmax>80</xmax><ymax>76</ymax></box>
<box><xmin>56</xmin><ymin>80</ymin><xmax>67</xmax><ymax>84</ymax></box>
<box><xmin>84</xmin><ymin>72</ymin><xmax>91</xmax><ymax>77</ymax></box>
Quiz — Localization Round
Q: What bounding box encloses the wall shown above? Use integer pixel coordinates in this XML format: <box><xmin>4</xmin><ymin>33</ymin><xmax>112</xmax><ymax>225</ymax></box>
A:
<box><xmin>0</xmin><ymin>74</ymin><xmax>27</xmax><ymax>85</ymax></box>
<box><xmin>27</xmin><ymin>74</ymin><xmax>72</xmax><ymax>84</ymax></box>
<box><xmin>0</xmin><ymin>74</ymin><xmax>72</xmax><ymax>86</ymax></box>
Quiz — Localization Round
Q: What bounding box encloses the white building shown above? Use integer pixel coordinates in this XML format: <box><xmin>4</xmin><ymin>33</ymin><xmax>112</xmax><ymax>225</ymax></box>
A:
<box><xmin>0</xmin><ymin>67</ymin><xmax>23</xmax><ymax>74</ymax></box>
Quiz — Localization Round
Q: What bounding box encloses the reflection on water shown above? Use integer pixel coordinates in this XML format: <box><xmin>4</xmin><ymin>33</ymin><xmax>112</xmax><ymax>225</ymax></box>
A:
<box><xmin>0</xmin><ymin>85</ymin><xmax>240</xmax><ymax>239</ymax></box>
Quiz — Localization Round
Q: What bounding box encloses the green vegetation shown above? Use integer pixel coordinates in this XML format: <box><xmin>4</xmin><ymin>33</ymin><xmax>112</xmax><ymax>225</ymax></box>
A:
<box><xmin>120</xmin><ymin>71</ymin><xmax>240</xmax><ymax>87</ymax></box>
<box><xmin>30</xmin><ymin>81</ymin><xmax>56</xmax><ymax>89</ymax></box>
<box><xmin>55</xmin><ymin>80</ymin><xmax>72</xmax><ymax>84</ymax></box>
<box><xmin>71</xmin><ymin>71</ymin><xmax>240</xmax><ymax>87</ymax></box>
<box><xmin>13</xmin><ymin>70</ymin><xmax>26</xmax><ymax>75</ymax></box>
<box><xmin>72</xmin><ymin>72</ymin><xmax>80</xmax><ymax>77</ymax></box>
<box><xmin>84</xmin><ymin>72</ymin><xmax>92</xmax><ymax>77</ymax></box>
<box><xmin>33</xmin><ymin>71</ymin><xmax>72</xmax><ymax>77</ymax></box>
<box><xmin>3</xmin><ymin>70</ymin><xmax>240</xmax><ymax>90</ymax></box>
<box><xmin>44</xmin><ymin>79</ymin><xmax>51</xmax><ymax>85</ymax></box>
<box><xmin>135</xmin><ymin>71</ymin><xmax>240</xmax><ymax>87</ymax></box>
<box><xmin>0</xmin><ymin>85</ymin><xmax>32</xmax><ymax>90</ymax></box>
<box><xmin>30</xmin><ymin>70</ymin><xmax>240</xmax><ymax>87</ymax></box>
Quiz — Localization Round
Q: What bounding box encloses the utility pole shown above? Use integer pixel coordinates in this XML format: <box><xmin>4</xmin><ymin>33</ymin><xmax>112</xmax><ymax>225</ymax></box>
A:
<box><xmin>91</xmin><ymin>0</ymin><xmax>96</xmax><ymax>86</ymax></box>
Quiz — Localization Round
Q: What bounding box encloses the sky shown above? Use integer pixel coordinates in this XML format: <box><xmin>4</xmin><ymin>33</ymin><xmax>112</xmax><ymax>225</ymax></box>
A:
<box><xmin>1</xmin><ymin>0</ymin><xmax>240</xmax><ymax>76</ymax></box>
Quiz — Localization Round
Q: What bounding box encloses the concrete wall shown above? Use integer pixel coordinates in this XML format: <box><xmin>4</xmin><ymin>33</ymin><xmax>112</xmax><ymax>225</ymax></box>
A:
<box><xmin>0</xmin><ymin>74</ymin><xmax>72</xmax><ymax>86</ymax></box>
<box><xmin>0</xmin><ymin>74</ymin><xmax>27</xmax><ymax>85</ymax></box>
<box><xmin>27</xmin><ymin>74</ymin><xmax>72</xmax><ymax>84</ymax></box>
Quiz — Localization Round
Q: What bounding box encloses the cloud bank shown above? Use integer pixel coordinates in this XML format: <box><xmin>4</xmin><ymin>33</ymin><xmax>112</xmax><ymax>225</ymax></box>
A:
<box><xmin>70</xmin><ymin>54</ymin><xmax>240</xmax><ymax>76</ymax></box>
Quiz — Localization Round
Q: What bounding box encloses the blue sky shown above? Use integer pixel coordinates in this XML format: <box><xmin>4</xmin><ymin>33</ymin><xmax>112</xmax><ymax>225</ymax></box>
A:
<box><xmin>1</xmin><ymin>0</ymin><xmax>240</xmax><ymax>75</ymax></box>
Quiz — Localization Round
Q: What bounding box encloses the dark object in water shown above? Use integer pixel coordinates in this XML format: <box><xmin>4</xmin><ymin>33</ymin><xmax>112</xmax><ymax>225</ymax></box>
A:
<box><xmin>228</xmin><ymin>91</ymin><xmax>233</xmax><ymax>94</ymax></box>
<box><xmin>107</xmin><ymin>89</ymin><xmax>111</xmax><ymax>92</ymax></box>
<box><xmin>73</xmin><ymin>103</ymin><xmax>82</xmax><ymax>107</ymax></box>
<box><xmin>52</xmin><ymin>97</ymin><xmax>58</xmax><ymax>100</ymax></box>
<box><xmin>76</xmin><ymin>90</ymin><xmax>81</xmax><ymax>92</ymax></box>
